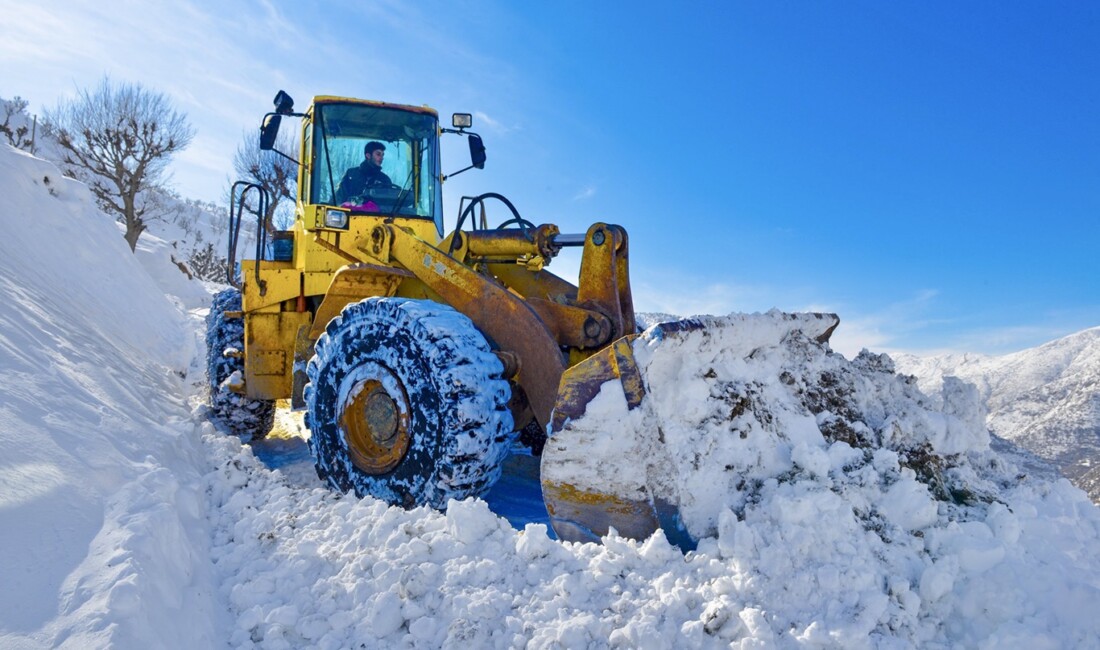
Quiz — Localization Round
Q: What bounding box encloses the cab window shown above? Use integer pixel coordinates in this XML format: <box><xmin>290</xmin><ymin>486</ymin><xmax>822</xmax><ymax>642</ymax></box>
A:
<box><xmin>310</xmin><ymin>103</ymin><xmax>440</xmax><ymax>223</ymax></box>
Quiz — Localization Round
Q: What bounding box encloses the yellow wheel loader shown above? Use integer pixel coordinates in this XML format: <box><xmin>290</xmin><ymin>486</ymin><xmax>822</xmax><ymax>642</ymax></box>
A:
<box><xmin>207</xmin><ymin>91</ymin><xmax>717</xmax><ymax>548</ymax></box>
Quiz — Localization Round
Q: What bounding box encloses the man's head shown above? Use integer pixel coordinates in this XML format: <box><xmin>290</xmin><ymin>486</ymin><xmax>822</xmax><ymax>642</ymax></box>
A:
<box><xmin>364</xmin><ymin>141</ymin><xmax>385</xmax><ymax>168</ymax></box>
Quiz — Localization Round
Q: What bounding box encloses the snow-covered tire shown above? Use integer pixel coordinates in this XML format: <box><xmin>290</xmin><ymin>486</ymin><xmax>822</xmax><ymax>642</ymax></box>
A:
<box><xmin>205</xmin><ymin>288</ymin><xmax>275</xmax><ymax>439</ymax></box>
<box><xmin>305</xmin><ymin>297</ymin><xmax>514</xmax><ymax>509</ymax></box>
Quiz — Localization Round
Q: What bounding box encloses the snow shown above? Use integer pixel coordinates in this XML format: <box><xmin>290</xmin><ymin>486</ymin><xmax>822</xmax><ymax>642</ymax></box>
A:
<box><xmin>2</xmin><ymin>142</ymin><xmax>1100</xmax><ymax>648</ymax></box>
<box><xmin>0</xmin><ymin>145</ymin><xmax>222</xmax><ymax>646</ymax></box>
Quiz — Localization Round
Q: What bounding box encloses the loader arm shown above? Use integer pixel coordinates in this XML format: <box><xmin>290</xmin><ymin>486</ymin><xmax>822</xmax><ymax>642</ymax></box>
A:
<box><xmin>363</xmin><ymin>223</ymin><xmax>567</xmax><ymax>429</ymax></box>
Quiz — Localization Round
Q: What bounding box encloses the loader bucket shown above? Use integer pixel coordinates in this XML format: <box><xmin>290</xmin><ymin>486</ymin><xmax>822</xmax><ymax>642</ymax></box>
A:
<box><xmin>540</xmin><ymin>333</ymin><xmax>698</xmax><ymax>552</ymax></box>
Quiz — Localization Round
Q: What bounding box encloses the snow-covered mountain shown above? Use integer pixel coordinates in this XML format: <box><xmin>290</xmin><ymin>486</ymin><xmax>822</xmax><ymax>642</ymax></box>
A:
<box><xmin>894</xmin><ymin>329</ymin><xmax>1100</xmax><ymax>503</ymax></box>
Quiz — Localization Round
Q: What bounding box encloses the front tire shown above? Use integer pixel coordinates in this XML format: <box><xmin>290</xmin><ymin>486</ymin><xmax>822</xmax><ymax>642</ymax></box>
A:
<box><xmin>305</xmin><ymin>298</ymin><xmax>514</xmax><ymax>509</ymax></box>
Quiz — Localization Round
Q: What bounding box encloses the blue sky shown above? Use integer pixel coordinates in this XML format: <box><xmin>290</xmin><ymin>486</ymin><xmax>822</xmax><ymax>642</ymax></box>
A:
<box><xmin>3</xmin><ymin>0</ymin><xmax>1098</xmax><ymax>357</ymax></box>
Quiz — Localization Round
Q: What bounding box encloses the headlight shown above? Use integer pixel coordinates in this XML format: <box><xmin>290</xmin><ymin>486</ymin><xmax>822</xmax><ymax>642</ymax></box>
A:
<box><xmin>324</xmin><ymin>208</ymin><xmax>348</xmax><ymax>229</ymax></box>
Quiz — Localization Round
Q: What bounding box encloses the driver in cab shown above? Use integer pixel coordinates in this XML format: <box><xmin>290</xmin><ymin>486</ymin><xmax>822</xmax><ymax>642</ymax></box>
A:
<box><xmin>336</xmin><ymin>141</ymin><xmax>392</xmax><ymax>205</ymax></box>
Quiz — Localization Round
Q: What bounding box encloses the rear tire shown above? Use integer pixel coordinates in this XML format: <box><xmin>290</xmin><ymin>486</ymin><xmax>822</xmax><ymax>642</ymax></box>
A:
<box><xmin>205</xmin><ymin>288</ymin><xmax>275</xmax><ymax>439</ymax></box>
<box><xmin>305</xmin><ymin>297</ymin><xmax>514</xmax><ymax>509</ymax></box>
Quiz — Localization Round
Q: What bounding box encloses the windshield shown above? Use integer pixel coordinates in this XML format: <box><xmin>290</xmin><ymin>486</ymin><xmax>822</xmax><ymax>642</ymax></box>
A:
<box><xmin>310</xmin><ymin>103</ymin><xmax>442</xmax><ymax>227</ymax></box>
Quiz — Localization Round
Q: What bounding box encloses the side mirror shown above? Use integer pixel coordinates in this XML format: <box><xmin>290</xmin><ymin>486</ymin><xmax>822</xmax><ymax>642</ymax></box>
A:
<box><xmin>468</xmin><ymin>134</ymin><xmax>486</xmax><ymax>169</ymax></box>
<box><xmin>259</xmin><ymin>114</ymin><xmax>282</xmax><ymax>151</ymax></box>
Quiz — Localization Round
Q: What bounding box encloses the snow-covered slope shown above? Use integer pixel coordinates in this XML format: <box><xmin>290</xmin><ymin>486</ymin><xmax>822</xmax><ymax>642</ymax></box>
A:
<box><xmin>0</xmin><ymin>145</ymin><xmax>224</xmax><ymax>647</ymax></box>
<box><xmin>895</xmin><ymin>329</ymin><xmax>1100</xmax><ymax>501</ymax></box>
<box><xmin>2</xmin><ymin>94</ymin><xmax>254</xmax><ymax>290</ymax></box>
<box><xmin>2</xmin><ymin>142</ymin><xmax>1100</xmax><ymax>648</ymax></box>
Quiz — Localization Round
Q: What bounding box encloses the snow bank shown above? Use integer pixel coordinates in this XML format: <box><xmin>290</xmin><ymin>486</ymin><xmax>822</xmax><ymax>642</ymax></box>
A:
<box><xmin>0</xmin><ymin>145</ymin><xmax>222</xmax><ymax>648</ymax></box>
<box><xmin>132</xmin><ymin>228</ymin><xmax>213</xmax><ymax>311</ymax></box>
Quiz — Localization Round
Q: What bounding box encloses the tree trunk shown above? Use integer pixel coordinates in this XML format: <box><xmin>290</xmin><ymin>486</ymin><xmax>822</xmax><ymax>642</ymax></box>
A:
<box><xmin>123</xmin><ymin>221</ymin><xmax>145</xmax><ymax>252</ymax></box>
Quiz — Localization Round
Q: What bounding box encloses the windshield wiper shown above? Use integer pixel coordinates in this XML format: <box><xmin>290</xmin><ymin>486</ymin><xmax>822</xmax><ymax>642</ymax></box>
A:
<box><xmin>386</xmin><ymin>168</ymin><xmax>416</xmax><ymax>220</ymax></box>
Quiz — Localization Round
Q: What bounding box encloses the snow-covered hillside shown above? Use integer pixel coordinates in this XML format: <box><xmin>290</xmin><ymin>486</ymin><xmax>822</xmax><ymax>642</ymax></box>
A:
<box><xmin>0</xmin><ymin>145</ymin><xmax>223</xmax><ymax>646</ymax></box>
<box><xmin>895</xmin><ymin>330</ymin><xmax>1100</xmax><ymax>503</ymax></box>
<box><xmin>1</xmin><ymin>95</ymin><xmax>254</xmax><ymax>288</ymax></box>
<box><xmin>3</xmin><ymin>142</ymin><xmax>1100</xmax><ymax>649</ymax></box>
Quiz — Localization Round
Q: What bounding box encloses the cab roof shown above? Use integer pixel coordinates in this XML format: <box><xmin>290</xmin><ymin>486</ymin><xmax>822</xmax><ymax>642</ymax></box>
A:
<box><xmin>311</xmin><ymin>96</ymin><xmax>439</xmax><ymax>118</ymax></box>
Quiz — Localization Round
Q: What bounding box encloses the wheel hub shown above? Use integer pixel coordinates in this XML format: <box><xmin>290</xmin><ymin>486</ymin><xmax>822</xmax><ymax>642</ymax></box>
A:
<box><xmin>363</xmin><ymin>388</ymin><xmax>399</xmax><ymax>445</ymax></box>
<box><xmin>340</xmin><ymin>374</ymin><xmax>410</xmax><ymax>474</ymax></box>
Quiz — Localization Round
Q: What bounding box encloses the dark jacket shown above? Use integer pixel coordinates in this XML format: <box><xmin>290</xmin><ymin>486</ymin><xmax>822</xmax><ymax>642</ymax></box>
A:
<box><xmin>336</xmin><ymin>162</ymin><xmax>392</xmax><ymax>203</ymax></box>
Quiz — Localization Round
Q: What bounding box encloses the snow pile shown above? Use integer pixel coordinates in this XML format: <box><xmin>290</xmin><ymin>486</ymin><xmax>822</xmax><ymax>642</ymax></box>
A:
<box><xmin>643</xmin><ymin>314</ymin><xmax>1099</xmax><ymax>644</ymax></box>
<box><xmin>538</xmin><ymin>312</ymin><xmax>1100</xmax><ymax>645</ymax></box>
<box><xmin>629</xmin><ymin>313</ymin><xmax>989</xmax><ymax>538</ymax></box>
<box><xmin>0</xmin><ymin>145</ymin><xmax>223</xmax><ymax>648</ymax></box>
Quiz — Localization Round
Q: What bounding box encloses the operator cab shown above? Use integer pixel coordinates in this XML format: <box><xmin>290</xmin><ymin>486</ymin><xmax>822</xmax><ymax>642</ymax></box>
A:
<box><xmin>307</xmin><ymin>101</ymin><xmax>443</xmax><ymax>231</ymax></box>
<box><xmin>259</xmin><ymin>92</ymin><xmax>486</xmax><ymax>239</ymax></box>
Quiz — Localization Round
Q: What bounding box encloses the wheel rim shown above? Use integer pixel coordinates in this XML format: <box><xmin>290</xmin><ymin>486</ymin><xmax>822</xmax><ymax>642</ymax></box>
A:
<box><xmin>337</xmin><ymin>364</ymin><xmax>411</xmax><ymax>474</ymax></box>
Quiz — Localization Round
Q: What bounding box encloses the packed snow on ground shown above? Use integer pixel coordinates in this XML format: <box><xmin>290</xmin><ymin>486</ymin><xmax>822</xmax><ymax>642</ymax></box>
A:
<box><xmin>2</xmin><ymin>142</ymin><xmax>1100</xmax><ymax>649</ymax></box>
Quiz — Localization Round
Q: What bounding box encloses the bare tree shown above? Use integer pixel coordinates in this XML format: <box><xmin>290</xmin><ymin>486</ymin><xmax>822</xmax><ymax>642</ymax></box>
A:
<box><xmin>46</xmin><ymin>77</ymin><xmax>195</xmax><ymax>251</ymax></box>
<box><xmin>186</xmin><ymin>241</ymin><xmax>227</xmax><ymax>282</ymax></box>
<box><xmin>1</xmin><ymin>97</ymin><xmax>35</xmax><ymax>151</ymax></box>
<box><xmin>232</xmin><ymin>128</ymin><xmax>297</xmax><ymax>234</ymax></box>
